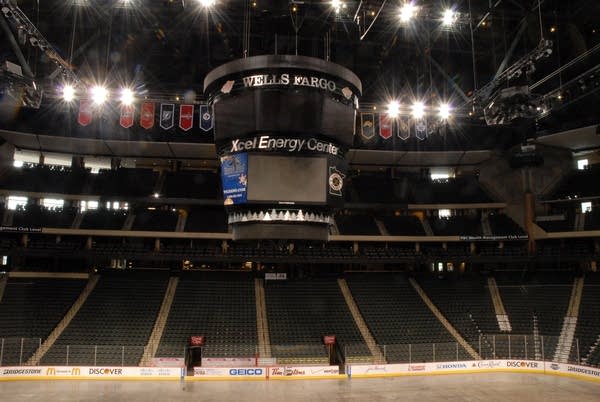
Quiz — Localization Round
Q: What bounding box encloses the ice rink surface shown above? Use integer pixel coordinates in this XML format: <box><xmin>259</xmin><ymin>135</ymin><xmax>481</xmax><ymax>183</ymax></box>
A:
<box><xmin>1</xmin><ymin>373</ymin><xmax>599</xmax><ymax>402</ymax></box>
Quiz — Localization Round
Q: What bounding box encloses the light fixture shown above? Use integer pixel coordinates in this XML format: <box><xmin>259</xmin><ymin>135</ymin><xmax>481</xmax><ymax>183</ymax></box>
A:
<box><xmin>62</xmin><ymin>84</ymin><xmax>75</xmax><ymax>102</ymax></box>
<box><xmin>438</xmin><ymin>103</ymin><xmax>451</xmax><ymax>119</ymax></box>
<box><xmin>120</xmin><ymin>88</ymin><xmax>135</xmax><ymax>105</ymax></box>
<box><xmin>387</xmin><ymin>100</ymin><xmax>400</xmax><ymax>118</ymax></box>
<box><xmin>198</xmin><ymin>0</ymin><xmax>216</xmax><ymax>7</ymax></box>
<box><xmin>91</xmin><ymin>85</ymin><xmax>108</xmax><ymax>105</ymax></box>
<box><xmin>442</xmin><ymin>9</ymin><xmax>456</xmax><ymax>26</ymax></box>
<box><xmin>400</xmin><ymin>2</ymin><xmax>417</xmax><ymax>23</ymax></box>
<box><xmin>411</xmin><ymin>101</ymin><xmax>425</xmax><ymax>119</ymax></box>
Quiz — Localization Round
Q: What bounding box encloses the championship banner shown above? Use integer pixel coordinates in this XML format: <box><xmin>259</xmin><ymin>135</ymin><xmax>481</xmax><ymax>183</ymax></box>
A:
<box><xmin>415</xmin><ymin>117</ymin><xmax>427</xmax><ymax>140</ymax></box>
<box><xmin>179</xmin><ymin>104</ymin><xmax>194</xmax><ymax>131</ymax></box>
<box><xmin>398</xmin><ymin>115</ymin><xmax>410</xmax><ymax>140</ymax></box>
<box><xmin>159</xmin><ymin>103</ymin><xmax>175</xmax><ymax>130</ymax></box>
<box><xmin>360</xmin><ymin>113</ymin><xmax>375</xmax><ymax>140</ymax></box>
<box><xmin>77</xmin><ymin>99</ymin><xmax>92</xmax><ymax>126</ymax></box>
<box><xmin>140</xmin><ymin>102</ymin><xmax>155</xmax><ymax>129</ymax></box>
<box><xmin>199</xmin><ymin>104</ymin><xmax>213</xmax><ymax>131</ymax></box>
<box><xmin>119</xmin><ymin>104</ymin><xmax>135</xmax><ymax>128</ymax></box>
<box><xmin>379</xmin><ymin>114</ymin><xmax>392</xmax><ymax>139</ymax></box>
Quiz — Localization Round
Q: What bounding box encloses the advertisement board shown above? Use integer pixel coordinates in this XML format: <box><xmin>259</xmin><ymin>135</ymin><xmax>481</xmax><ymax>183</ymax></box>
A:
<box><xmin>193</xmin><ymin>367</ymin><xmax>266</xmax><ymax>379</ymax></box>
<box><xmin>268</xmin><ymin>366</ymin><xmax>340</xmax><ymax>378</ymax></box>
<box><xmin>221</xmin><ymin>153</ymin><xmax>248</xmax><ymax>205</ymax></box>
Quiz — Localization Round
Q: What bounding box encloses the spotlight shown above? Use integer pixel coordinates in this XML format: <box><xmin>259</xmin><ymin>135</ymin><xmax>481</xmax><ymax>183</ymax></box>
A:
<box><xmin>120</xmin><ymin>88</ymin><xmax>135</xmax><ymax>105</ymax></box>
<box><xmin>198</xmin><ymin>0</ymin><xmax>216</xmax><ymax>7</ymax></box>
<box><xmin>91</xmin><ymin>85</ymin><xmax>108</xmax><ymax>105</ymax></box>
<box><xmin>442</xmin><ymin>9</ymin><xmax>456</xmax><ymax>26</ymax></box>
<box><xmin>411</xmin><ymin>101</ymin><xmax>425</xmax><ymax>119</ymax></box>
<box><xmin>387</xmin><ymin>100</ymin><xmax>400</xmax><ymax>118</ymax></box>
<box><xmin>399</xmin><ymin>2</ymin><xmax>417</xmax><ymax>23</ymax></box>
<box><xmin>62</xmin><ymin>84</ymin><xmax>75</xmax><ymax>102</ymax></box>
<box><xmin>331</xmin><ymin>0</ymin><xmax>344</xmax><ymax>13</ymax></box>
<box><xmin>438</xmin><ymin>103</ymin><xmax>451</xmax><ymax>120</ymax></box>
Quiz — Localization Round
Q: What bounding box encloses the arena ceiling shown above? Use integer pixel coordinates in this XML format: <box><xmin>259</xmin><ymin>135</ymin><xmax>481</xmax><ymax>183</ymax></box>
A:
<box><xmin>0</xmin><ymin>0</ymin><xmax>599</xmax><ymax>156</ymax></box>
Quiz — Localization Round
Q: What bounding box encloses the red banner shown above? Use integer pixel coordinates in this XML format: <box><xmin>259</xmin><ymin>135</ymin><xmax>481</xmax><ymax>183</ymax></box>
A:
<box><xmin>179</xmin><ymin>104</ymin><xmax>194</xmax><ymax>131</ymax></box>
<box><xmin>323</xmin><ymin>335</ymin><xmax>336</xmax><ymax>345</ymax></box>
<box><xmin>77</xmin><ymin>100</ymin><xmax>92</xmax><ymax>126</ymax></box>
<box><xmin>190</xmin><ymin>336</ymin><xmax>205</xmax><ymax>346</ymax></box>
<box><xmin>140</xmin><ymin>102</ymin><xmax>155</xmax><ymax>129</ymax></box>
<box><xmin>119</xmin><ymin>104</ymin><xmax>135</xmax><ymax>128</ymax></box>
<box><xmin>379</xmin><ymin>114</ymin><xmax>392</xmax><ymax>139</ymax></box>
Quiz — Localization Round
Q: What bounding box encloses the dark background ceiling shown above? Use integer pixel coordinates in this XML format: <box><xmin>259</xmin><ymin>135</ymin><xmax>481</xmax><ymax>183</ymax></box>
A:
<box><xmin>0</xmin><ymin>0</ymin><xmax>599</xmax><ymax>151</ymax></box>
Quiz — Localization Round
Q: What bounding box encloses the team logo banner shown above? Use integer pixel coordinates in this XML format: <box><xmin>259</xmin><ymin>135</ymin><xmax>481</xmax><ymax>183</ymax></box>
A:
<box><xmin>199</xmin><ymin>104</ymin><xmax>213</xmax><ymax>131</ymax></box>
<box><xmin>415</xmin><ymin>117</ymin><xmax>427</xmax><ymax>140</ymax></box>
<box><xmin>379</xmin><ymin>114</ymin><xmax>392</xmax><ymax>139</ymax></box>
<box><xmin>140</xmin><ymin>102</ymin><xmax>155</xmax><ymax>129</ymax></box>
<box><xmin>179</xmin><ymin>104</ymin><xmax>194</xmax><ymax>131</ymax></box>
<box><xmin>360</xmin><ymin>113</ymin><xmax>375</xmax><ymax>140</ymax></box>
<box><xmin>398</xmin><ymin>115</ymin><xmax>410</xmax><ymax>140</ymax></box>
<box><xmin>119</xmin><ymin>104</ymin><xmax>135</xmax><ymax>128</ymax></box>
<box><xmin>159</xmin><ymin>103</ymin><xmax>175</xmax><ymax>130</ymax></box>
<box><xmin>77</xmin><ymin>99</ymin><xmax>92</xmax><ymax>126</ymax></box>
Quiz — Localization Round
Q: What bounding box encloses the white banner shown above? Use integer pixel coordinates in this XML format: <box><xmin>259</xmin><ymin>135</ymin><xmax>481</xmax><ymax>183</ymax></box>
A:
<box><xmin>151</xmin><ymin>357</ymin><xmax>185</xmax><ymax>368</ymax></box>
<box><xmin>545</xmin><ymin>362</ymin><xmax>600</xmax><ymax>381</ymax></box>
<box><xmin>201</xmin><ymin>357</ymin><xmax>256</xmax><ymax>367</ymax></box>
<box><xmin>268</xmin><ymin>366</ymin><xmax>339</xmax><ymax>378</ymax></box>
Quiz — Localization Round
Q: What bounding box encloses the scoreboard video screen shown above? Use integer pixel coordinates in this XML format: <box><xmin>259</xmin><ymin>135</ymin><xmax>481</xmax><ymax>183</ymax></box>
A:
<box><xmin>246</xmin><ymin>154</ymin><xmax>327</xmax><ymax>204</ymax></box>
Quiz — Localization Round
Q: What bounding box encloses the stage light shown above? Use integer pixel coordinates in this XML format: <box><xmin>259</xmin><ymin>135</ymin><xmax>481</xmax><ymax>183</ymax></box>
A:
<box><xmin>387</xmin><ymin>100</ymin><xmax>400</xmax><ymax>118</ymax></box>
<box><xmin>442</xmin><ymin>9</ymin><xmax>456</xmax><ymax>26</ymax></box>
<box><xmin>120</xmin><ymin>88</ymin><xmax>135</xmax><ymax>105</ymax></box>
<box><xmin>62</xmin><ymin>84</ymin><xmax>75</xmax><ymax>102</ymax></box>
<box><xmin>399</xmin><ymin>2</ymin><xmax>417</xmax><ymax>23</ymax></box>
<box><xmin>91</xmin><ymin>85</ymin><xmax>108</xmax><ymax>105</ymax></box>
<box><xmin>438</xmin><ymin>103</ymin><xmax>451</xmax><ymax>119</ymax></box>
<box><xmin>411</xmin><ymin>101</ymin><xmax>425</xmax><ymax>119</ymax></box>
<box><xmin>331</xmin><ymin>0</ymin><xmax>346</xmax><ymax>13</ymax></box>
<box><xmin>198</xmin><ymin>0</ymin><xmax>216</xmax><ymax>7</ymax></box>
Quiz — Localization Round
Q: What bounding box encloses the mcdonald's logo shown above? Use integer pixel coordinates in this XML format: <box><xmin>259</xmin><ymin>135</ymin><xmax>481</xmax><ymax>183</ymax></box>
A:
<box><xmin>71</xmin><ymin>368</ymin><xmax>80</xmax><ymax>376</ymax></box>
<box><xmin>45</xmin><ymin>367</ymin><xmax>81</xmax><ymax>376</ymax></box>
<box><xmin>46</xmin><ymin>368</ymin><xmax>56</xmax><ymax>375</ymax></box>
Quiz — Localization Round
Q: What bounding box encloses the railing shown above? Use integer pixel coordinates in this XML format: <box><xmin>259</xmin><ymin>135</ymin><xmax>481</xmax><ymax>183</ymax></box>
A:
<box><xmin>0</xmin><ymin>335</ymin><xmax>585</xmax><ymax>367</ymax></box>
<box><xmin>344</xmin><ymin>335</ymin><xmax>582</xmax><ymax>365</ymax></box>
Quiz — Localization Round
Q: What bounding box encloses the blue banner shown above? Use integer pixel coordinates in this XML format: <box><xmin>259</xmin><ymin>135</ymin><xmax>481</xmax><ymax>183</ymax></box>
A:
<box><xmin>199</xmin><ymin>104</ymin><xmax>214</xmax><ymax>131</ymax></box>
<box><xmin>221</xmin><ymin>153</ymin><xmax>248</xmax><ymax>205</ymax></box>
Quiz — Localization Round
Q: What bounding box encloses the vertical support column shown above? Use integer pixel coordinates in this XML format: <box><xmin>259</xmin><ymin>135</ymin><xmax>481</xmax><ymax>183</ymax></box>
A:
<box><xmin>524</xmin><ymin>192</ymin><xmax>536</xmax><ymax>255</ymax></box>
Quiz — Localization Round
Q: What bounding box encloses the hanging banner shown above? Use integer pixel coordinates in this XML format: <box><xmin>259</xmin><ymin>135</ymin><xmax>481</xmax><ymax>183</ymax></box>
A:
<box><xmin>119</xmin><ymin>104</ymin><xmax>135</xmax><ymax>128</ymax></box>
<box><xmin>159</xmin><ymin>103</ymin><xmax>175</xmax><ymax>130</ymax></box>
<box><xmin>360</xmin><ymin>113</ymin><xmax>375</xmax><ymax>140</ymax></box>
<box><xmin>77</xmin><ymin>99</ymin><xmax>92</xmax><ymax>127</ymax></box>
<box><xmin>140</xmin><ymin>102</ymin><xmax>155</xmax><ymax>129</ymax></box>
<box><xmin>199</xmin><ymin>104</ymin><xmax>214</xmax><ymax>131</ymax></box>
<box><xmin>179</xmin><ymin>104</ymin><xmax>194</xmax><ymax>131</ymax></box>
<box><xmin>398</xmin><ymin>115</ymin><xmax>410</xmax><ymax>140</ymax></box>
<box><xmin>379</xmin><ymin>114</ymin><xmax>392</xmax><ymax>139</ymax></box>
<box><xmin>415</xmin><ymin>117</ymin><xmax>427</xmax><ymax>140</ymax></box>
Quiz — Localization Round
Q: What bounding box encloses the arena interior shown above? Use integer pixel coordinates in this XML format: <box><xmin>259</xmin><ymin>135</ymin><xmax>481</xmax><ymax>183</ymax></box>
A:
<box><xmin>0</xmin><ymin>0</ymin><xmax>599</xmax><ymax>400</ymax></box>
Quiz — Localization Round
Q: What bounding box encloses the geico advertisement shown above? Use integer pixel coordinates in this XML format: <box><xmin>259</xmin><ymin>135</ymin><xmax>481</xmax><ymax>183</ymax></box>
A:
<box><xmin>194</xmin><ymin>367</ymin><xmax>266</xmax><ymax>378</ymax></box>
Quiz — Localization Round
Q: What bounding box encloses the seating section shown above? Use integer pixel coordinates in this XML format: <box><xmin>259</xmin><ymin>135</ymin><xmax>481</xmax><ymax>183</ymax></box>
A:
<box><xmin>162</xmin><ymin>170</ymin><xmax>220</xmax><ymax>199</ymax></box>
<box><xmin>0</xmin><ymin>166</ymin><xmax>88</xmax><ymax>194</ymax></box>
<box><xmin>80</xmin><ymin>209</ymin><xmax>128</xmax><ymax>230</ymax></box>
<box><xmin>488</xmin><ymin>213</ymin><xmax>526</xmax><ymax>236</ymax></box>
<box><xmin>157</xmin><ymin>272</ymin><xmax>256</xmax><ymax>358</ymax></box>
<box><xmin>429</xmin><ymin>214</ymin><xmax>482</xmax><ymax>236</ymax></box>
<box><xmin>184</xmin><ymin>207</ymin><xmax>228</xmax><ymax>233</ymax></box>
<box><xmin>12</xmin><ymin>205</ymin><xmax>77</xmax><ymax>228</ymax></box>
<box><xmin>0</xmin><ymin>277</ymin><xmax>86</xmax><ymax>365</ymax></box>
<box><xmin>335</xmin><ymin>214</ymin><xmax>381</xmax><ymax>235</ymax></box>
<box><xmin>574</xmin><ymin>273</ymin><xmax>600</xmax><ymax>366</ymax></box>
<box><xmin>417</xmin><ymin>274</ymin><xmax>499</xmax><ymax>358</ymax></box>
<box><xmin>88</xmin><ymin>168</ymin><xmax>158</xmax><ymax>197</ymax></box>
<box><xmin>132</xmin><ymin>209</ymin><xmax>178</xmax><ymax>231</ymax></box>
<box><xmin>495</xmin><ymin>271</ymin><xmax>572</xmax><ymax>360</ymax></box>
<box><xmin>379</xmin><ymin>215</ymin><xmax>425</xmax><ymax>236</ymax></box>
<box><xmin>265</xmin><ymin>279</ymin><xmax>367</xmax><ymax>364</ymax></box>
<box><xmin>346</xmin><ymin>273</ymin><xmax>470</xmax><ymax>363</ymax></box>
<box><xmin>41</xmin><ymin>271</ymin><xmax>168</xmax><ymax>366</ymax></box>
<box><xmin>551</xmin><ymin>164</ymin><xmax>600</xmax><ymax>200</ymax></box>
